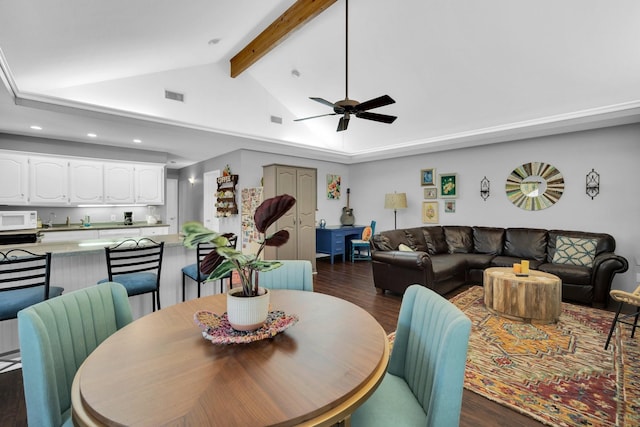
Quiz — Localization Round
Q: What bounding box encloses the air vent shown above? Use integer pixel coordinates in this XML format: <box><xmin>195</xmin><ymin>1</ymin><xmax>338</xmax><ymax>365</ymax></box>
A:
<box><xmin>164</xmin><ymin>90</ymin><xmax>184</xmax><ymax>102</ymax></box>
<box><xmin>270</xmin><ymin>115</ymin><xmax>283</xmax><ymax>124</ymax></box>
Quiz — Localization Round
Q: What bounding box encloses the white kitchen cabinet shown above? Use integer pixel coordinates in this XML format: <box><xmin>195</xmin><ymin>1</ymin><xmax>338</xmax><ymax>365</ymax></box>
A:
<box><xmin>0</xmin><ymin>153</ymin><xmax>29</xmax><ymax>204</ymax></box>
<box><xmin>40</xmin><ymin>229</ymin><xmax>100</xmax><ymax>242</ymax></box>
<box><xmin>141</xmin><ymin>226</ymin><xmax>169</xmax><ymax>236</ymax></box>
<box><xmin>98</xmin><ymin>228</ymin><xmax>141</xmax><ymax>238</ymax></box>
<box><xmin>69</xmin><ymin>160</ymin><xmax>104</xmax><ymax>204</ymax></box>
<box><xmin>104</xmin><ymin>163</ymin><xmax>135</xmax><ymax>204</ymax></box>
<box><xmin>29</xmin><ymin>156</ymin><xmax>69</xmax><ymax>205</ymax></box>
<box><xmin>135</xmin><ymin>164</ymin><xmax>164</xmax><ymax>204</ymax></box>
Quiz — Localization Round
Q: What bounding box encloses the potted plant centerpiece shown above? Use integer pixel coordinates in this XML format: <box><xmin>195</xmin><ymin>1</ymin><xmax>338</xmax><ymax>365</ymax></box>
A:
<box><xmin>182</xmin><ymin>194</ymin><xmax>296</xmax><ymax>331</ymax></box>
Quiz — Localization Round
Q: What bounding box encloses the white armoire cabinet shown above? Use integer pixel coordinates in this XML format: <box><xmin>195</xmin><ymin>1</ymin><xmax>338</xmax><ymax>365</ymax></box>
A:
<box><xmin>262</xmin><ymin>164</ymin><xmax>317</xmax><ymax>271</ymax></box>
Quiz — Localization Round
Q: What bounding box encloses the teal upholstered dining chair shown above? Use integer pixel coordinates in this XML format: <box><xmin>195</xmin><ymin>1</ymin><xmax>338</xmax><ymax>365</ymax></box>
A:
<box><xmin>182</xmin><ymin>234</ymin><xmax>237</xmax><ymax>301</ymax></box>
<box><xmin>351</xmin><ymin>284</ymin><xmax>471</xmax><ymax>427</ymax></box>
<box><xmin>0</xmin><ymin>249</ymin><xmax>64</xmax><ymax>372</ymax></box>
<box><xmin>18</xmin><ymin>282</ymin><xmax>132</xmax><ymax>427</ymax></box>
<box><xmin>257</xmin><ymin>260</ymin><xmax>313</xmax><ymax>291</ymax></box>
<box><xmin>351</xmin><ymin>221</ymin><xmax>375</xmax><ymax>262</ymax></box>
<box><xmin>98</xmin><ymin>238</ymin><xmax>164</xmax><ymax>311</ymax></box>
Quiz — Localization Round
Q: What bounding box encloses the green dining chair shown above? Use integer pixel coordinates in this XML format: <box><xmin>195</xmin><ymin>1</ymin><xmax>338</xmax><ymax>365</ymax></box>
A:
<box><xmin>18</xmin><ymin>282</ymin><xmax>133</xmax><ymax>427</ymax></box>
<box><xmin>351</xmin><ymin>284</ymin><xmax>471</xmax><ymax>427</ymax></box>
<box><xmin>258</xmin><ymin>260</ymin><xmax>313</xmax><ymax>291</ymax></box>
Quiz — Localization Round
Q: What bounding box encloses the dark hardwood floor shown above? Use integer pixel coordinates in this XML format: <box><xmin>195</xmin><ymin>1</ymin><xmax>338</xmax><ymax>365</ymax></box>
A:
<box><xmin>0</xmin><ymin>258</ymin><xmax>544</xmax><ymax>427</ymax></box>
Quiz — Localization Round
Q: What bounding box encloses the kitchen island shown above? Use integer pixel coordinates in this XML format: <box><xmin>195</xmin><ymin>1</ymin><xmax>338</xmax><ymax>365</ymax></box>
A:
<box><xmin>0</xmin><ymin>233</ymin><xmax>221</xmax><ymax>354</ymax></box>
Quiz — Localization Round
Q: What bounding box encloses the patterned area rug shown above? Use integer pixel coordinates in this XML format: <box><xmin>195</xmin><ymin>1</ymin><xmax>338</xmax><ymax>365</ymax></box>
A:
<box><xmin>448</xmin><ymin>286</ymin><xmax>640</xmax><ymax>427</ymax></box>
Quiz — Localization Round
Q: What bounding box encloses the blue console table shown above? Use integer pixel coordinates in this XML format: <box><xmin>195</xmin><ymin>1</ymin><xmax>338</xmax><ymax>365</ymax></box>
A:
<box><xmin>316</xmin><ymin>225</ymin><xmax>366</xmax><ymax>264</ymax></box>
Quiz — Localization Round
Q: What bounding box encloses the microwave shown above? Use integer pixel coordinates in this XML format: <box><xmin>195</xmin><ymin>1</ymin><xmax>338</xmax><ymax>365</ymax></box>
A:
<box><xmin>0</xmin><ymin>211</ymin><xmax>38</xmax><ymax>231</ymax></box>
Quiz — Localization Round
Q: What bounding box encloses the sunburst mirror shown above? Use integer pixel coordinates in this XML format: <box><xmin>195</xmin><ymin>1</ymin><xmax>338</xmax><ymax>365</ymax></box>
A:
<box><xmin>505</xmin><ymin>162</ymin><xmax>564</xmax><ymax>210</ymax></box>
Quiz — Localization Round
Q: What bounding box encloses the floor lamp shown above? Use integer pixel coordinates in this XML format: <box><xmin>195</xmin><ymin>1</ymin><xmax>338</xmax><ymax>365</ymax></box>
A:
<box><xmin>384</xmin><ymin>192</ymin><xmax>407</xmax><ymax>229</ymax></box>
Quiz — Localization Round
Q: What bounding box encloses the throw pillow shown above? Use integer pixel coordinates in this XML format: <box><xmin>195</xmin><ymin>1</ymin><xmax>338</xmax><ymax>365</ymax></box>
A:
<box><xmin>398</xmin><ymin>243</ymin><xmax>414</xmax><ymax>252</ymax></box>
<box><xmin>552</xmin><ymin>236</ymin><xmax>598</xmax><ymax>267</ymax></box>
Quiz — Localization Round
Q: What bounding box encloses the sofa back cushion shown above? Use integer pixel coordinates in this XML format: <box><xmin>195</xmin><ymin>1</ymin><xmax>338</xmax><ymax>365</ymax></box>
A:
<box><xmin>547</xmin><ymin>229</ymin><xmax>615</xmax><ymax>263</ymax></box>
<box><xmin>372</xmin><ymin>230</ymin><xmax>407</xmax><ymax>251</ymax></box>
<box><xmin>473</xmin><ymin>227</ymin><xmax>504</xmax><ymax>255</ymax></box>
<box><xmin>443</xmin><ymin>226</ymin><xmax>473</xmax><ymax>254</ymax></box>
<box><xmin>404</xmin><ymin>228</ymin><xmax>428</xmax><ymax>252</ymax></box>
<box><xmin>422</xmin><ymin>227</ymin><xmax>448</xmax><ymax>255</ymax></box>
<box><xmin>504</xmin><ymin>228</ymin><xmax>548</xmax><ymax>261</ymax></box>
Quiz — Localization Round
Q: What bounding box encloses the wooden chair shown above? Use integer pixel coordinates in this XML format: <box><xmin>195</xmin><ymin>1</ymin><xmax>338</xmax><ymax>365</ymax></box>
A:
<box><xmin>0</xmin><ymin>249</ymin><xmax>63</xmax><ymax>373</ymax></box>
<box><xmin>351</xmin><ymin>221</ymin><xmax>375</xmax><ymax>262</ymax></box>
<box><xmin>604</xmin><ymin>285</ymin><xmax>640</xmax><ymax>350</ymax></box>
<box><xmin>18</xmin><ymin>282</ymin><xmax>132</xmax><ymax>427</ymax></box>
<box><xmin>98</xmin><ymin>238</ymin><xmax>164</xmax><ymax>311</ymax></box>
<box><xmin>351</xmin><ymin>284</ymin><xmax>471</xmax><ymax>426</ymax></box>
<box><xmin>181</xmin><ymin>233</ymin><xmax>237</xmax><ymax>301</ymax></box>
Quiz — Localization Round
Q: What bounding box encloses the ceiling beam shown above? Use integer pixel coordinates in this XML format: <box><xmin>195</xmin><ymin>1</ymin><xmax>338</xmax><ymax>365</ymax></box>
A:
<box><xmin>230</xmin><ymin>0</ymin><xmax>338</xmax><ymax>78</ymax></box>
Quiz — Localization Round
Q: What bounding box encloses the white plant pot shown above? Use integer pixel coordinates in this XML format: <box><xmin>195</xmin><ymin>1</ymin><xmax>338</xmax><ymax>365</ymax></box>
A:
<box><xmin>226</xmin><ymin>287</ymin><xmax>270</xmax><ymax>331</ymax></box>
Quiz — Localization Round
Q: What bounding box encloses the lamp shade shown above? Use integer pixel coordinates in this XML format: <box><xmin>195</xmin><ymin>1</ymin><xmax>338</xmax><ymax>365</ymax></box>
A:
<box><xmin>384</xmin><ymin>193</ymin><xmax>407</xmax><ymax>210</ymax></box>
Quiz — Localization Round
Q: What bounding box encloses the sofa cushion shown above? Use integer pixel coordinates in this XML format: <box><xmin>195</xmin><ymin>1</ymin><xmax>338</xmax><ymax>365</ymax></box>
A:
<box><xmin>473</xmin><ymin>227</ymin><xmax>504</xmax><ymax>255</ymax></box>
<box><xmin>430</xmin><ymin>254</ymin><xmax>467</xmax><ymax>282</ymax></box>
<box><xmin>552</xmin><ymin>236</ymin><xmax>598</xmax><ymax>267</ymax></box>
<box><xmin>443</xmin><ymin>226</ymin><xmax>473</xmax><ymax>254</ymax></box>
<box><xmin>404</xmin><ymin>228</ymin><xmax>428</xmax><ymax>252</ymax></box>
<box><xmin>537</xmin><ymin>263</ymin><xmax>592</xmax><ymax>286</ymax></box>
<box><xmin>449</xmin><ymin>253</ymin><xmax>494</xmax><ymax>270</ymax></box>
<box><xmin>374</xmin><ymin>230</ymin><xmax>408</xmax><ymax>251</ymax></box>
<box><xmin>422</xmin><ymin>227</ymin><xmax>448</xmax><ymax>255</ymax></box>
<box><xmin>504</xmin><ymin>228</ymin><xmax>548</xmax><ymax>261</ymax></box>
<box><xmin>547</xmin><ymin>229</ymin><xmax>614</xmax><ymax>263</ymax></box>
<box><xmin>490</xmin><ymin>256</ymin><xmax>544</xmax><ymax>270</ymax></box>
<box><xmin>372</xmin><ymin>234</ymin><xmax>394</xmax><ymax>251</ymax></box>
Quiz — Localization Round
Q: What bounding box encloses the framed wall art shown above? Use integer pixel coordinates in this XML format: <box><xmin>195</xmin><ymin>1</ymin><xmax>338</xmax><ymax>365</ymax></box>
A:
<box><xmin>444</xmin><ymin>200</ymin><xmax>456</xmax><ymax>213</ymax></box>
<box><xmin>420</xmin><ymin>168</ymin><xmax>436</xmax><ymax>186</ymax></box>
<box><xmin>326</xmin><ymin>174</ymin><xmax>341</xmax><ymax>199</ymax></box>
<box><xmin>439</xmin><ymin>173</ymin><xmax>457</xmax><ymax>198</ymax></box>
<box><xmin>422</xmin><ymin>201</ymin><xmax>439</xmax><ymax>224</ymax></box>
<box><xmin>424</xmin><ymin>187</ymin><xmax>437</xmax><ymax>199</ymax></box>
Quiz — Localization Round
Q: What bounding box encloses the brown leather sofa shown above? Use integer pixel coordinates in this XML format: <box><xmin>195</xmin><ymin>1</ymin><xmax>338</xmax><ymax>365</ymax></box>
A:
<box><xmin>371</xmin><ymin>226</ymin><xmax>628</xmax><ymax>308</ymax></box>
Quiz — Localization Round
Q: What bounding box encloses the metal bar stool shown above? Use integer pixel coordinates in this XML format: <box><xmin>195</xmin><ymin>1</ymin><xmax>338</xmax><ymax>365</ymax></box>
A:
<box><xmin>182</xmin><ymin>233</ymin><xmax>237</xmax><ymax>301</ymax></box>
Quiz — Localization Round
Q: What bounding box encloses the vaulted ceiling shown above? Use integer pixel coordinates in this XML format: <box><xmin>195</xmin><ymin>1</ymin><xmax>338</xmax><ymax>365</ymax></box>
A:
<box><xmin>1</xmin><ymin>0</ymin><xmax>639</xmax><ymax>168</ymax></box>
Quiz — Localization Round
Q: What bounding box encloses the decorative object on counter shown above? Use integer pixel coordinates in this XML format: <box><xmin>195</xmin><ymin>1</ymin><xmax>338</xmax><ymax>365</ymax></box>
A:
<box><xmin>340</xmin><ymin>188</ymin><xmax>355</xmax><ymax>225</ymax></box>
<box><xmin>319</xmin><ymin>219</ymin><xmax>326</xmax><ymax>228</ymax></box>
<box><xmin>124</xmin><ymin>212</ymin><xmax>133</xmax><ymax>225</ymax></box>
<box><xmin>83</xmin><ymin>215</ymin><xmax>91</xmax><ymax>227</ymax></box>
<box><xmin>439</xmin><ymin>173</ymin><xmax>457</xmax><ymax>198</ymax></box>
<box><xmin>421</xmin><ymin>201</ymin><xmax>438</xmax><ymax>224</ymax></box>
<box><xmin>384</xmin><ymin>192</ymin><xmax>407</xmax><ymax>229</ymax></box>
<box><xmin>423</xmin><ymin>187</ymin><xmax>437</xmax><ymax>200</ymax></box>
<box><xmin>216</xmin><ymin>174</ymin><xmax>239</xmax><ymax>217</ymax></box>
<box><xmin>420</xmin><ymin>168</ymin><xmax>435</xmax><ymax>186</ymax></box>
<box><xmin>182</xmin><ymin>194</ymin><xmax>296</xmax><ymax>331</ymax></box>
<box><xmin>326</xmin><ymin>174</ymin><xmax>341</xmax><ymax>199</ymax></box>
<box><xmin>506</xmin><ymin>162</ymin><xmax>564</xmax><ymax>211</ymax></box>
<box><xmin>586</xmin><ymin>168</ymin><xmax>600</xmax><ymax>200</ymax></box>
<box><xmin>194</xmin><ymin>310</ymin><xmax>299</xmax><ymax>344</ymax></box>
<box><xmin>480</xmin><ymin>176</ymin><xmax>490</xmax><ymax>200</ymax></box>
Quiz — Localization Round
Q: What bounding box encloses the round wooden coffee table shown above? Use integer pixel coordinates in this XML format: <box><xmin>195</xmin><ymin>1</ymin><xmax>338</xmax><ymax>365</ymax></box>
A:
<box><xmin>484</xmin><ymin>267</ymin><xmax>562</xmax><ymax>324</ymax></box>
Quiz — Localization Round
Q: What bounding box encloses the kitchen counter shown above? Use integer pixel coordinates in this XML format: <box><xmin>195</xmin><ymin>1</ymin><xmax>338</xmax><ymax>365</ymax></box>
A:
<box><xmin>0</xmin><ymin>222</ymin><xmax>169</xmax><ymax>236</ymax></box>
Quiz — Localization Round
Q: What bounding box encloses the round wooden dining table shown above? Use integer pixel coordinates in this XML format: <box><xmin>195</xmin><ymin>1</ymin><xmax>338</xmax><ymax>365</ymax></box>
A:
<box><xmin>71</xmin><ymin>290</ymin><xmax>389</xmax><ymax>427</ymax></box>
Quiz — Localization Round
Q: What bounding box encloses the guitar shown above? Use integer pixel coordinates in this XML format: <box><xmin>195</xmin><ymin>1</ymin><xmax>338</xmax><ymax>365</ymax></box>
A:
<box><xmin>340</xmin><ymin>188</ymin><xmax>355</xmax><ymax>225</ymax></box>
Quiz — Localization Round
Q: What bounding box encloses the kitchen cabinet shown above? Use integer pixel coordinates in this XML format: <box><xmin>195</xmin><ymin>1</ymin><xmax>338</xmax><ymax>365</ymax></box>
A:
<box><xmin>29</xmin><ymin>156</ymin><xmax>69</xmax><ymax>205</ymax></box>
<box><xmin>0</xmin><ymin>153</ymin><xmax>29</xmax><ymax>204</ymax></box>
<box><xmin>104</xmin><ymin>163</ymin><xmax>135</xmax><ymax>204</ymax></box>
<box><xmin>263</xmin><ymin>165</ymin><xmax>317</xmax><ymax>271</ymax></box>
<box><xmin>40</xmin><ymin>229</ymin><xmax>100</xmax><ymax>242</ymax></box>
<box><xmin>69</xmin><ymin>160</ymin><xmax>104</xmax><ymax>204</ymax></box>
<box><xmin>135</xmin><ymin>164</ymin><xmax>164</xmax><ymax>204</ymax></box>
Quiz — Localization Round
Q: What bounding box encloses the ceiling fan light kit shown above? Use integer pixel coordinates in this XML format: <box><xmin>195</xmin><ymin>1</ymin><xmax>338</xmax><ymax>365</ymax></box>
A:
<box><xmin>295</xmin><ymin>0</ymin><xmax>397</xmax><ymax>132</ymax></box>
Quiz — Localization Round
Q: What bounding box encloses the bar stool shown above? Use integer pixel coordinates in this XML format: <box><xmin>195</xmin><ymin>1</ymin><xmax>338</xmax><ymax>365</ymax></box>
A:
<box><xmin>182</xmin><ymin>233</ymin><xmax>237</xmax><ymax>301</ymax></box>
<box><xmin>98</xmin><ymin>238</ymin><xmax>164</xmax><ymax>311</ymax></box>
<box><xmin>0</xmin><ymin>249</ymin><xmax>64</xmax><ymax>372</ymax></box>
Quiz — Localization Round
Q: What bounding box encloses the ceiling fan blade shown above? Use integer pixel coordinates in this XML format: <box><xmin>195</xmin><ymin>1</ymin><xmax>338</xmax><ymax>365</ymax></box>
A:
<box><xmin>337</xmin><ymin>115</ymin><xmax>350</xmax><ymax>132</ymax></box>
<box><xmin>355</xmin><ymin>95</ymin><xmax>395</xmax><ymax>112</ymax></box>
<box><xmin>309</xmin><ymin>97</ymin><xmax>336</xmax><ymax>108</ymax></box>
<box><xmin>294</xmin><ymin>113</ymin><xmax>338</xmax><ymax>122</ymax></box>
<box><xmin>356</xmin><ymin>111</ymin><xmax>397</xmax><ymax>124</ymax></box>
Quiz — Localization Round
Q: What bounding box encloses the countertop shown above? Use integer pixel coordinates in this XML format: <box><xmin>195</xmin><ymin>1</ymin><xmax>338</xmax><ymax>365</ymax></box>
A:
<box><xmin>0</xmin><ymin>233</ymin><xmax>185</xmax><ymax>256</ymax></box>
<box><xmin>0</xmin><ymin>222</ymin><xmax>169</xmax><ymax>236</ymax></box>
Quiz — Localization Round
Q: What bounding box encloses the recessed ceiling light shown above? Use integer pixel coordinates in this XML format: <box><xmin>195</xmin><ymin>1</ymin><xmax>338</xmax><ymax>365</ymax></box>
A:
<box><xmin>133</xmin><ymin>139</ymin><xmax>142</xmax><ymax>144</ymax></box>
<box><xmin>208</xmin><ymin>38</ymin><xmax>221</xmax><ymax>45</ymax></box>
<box><xmin>291</xmin><ymin>69</ymin><xmax>301</xmax><ymax>78</ymax></box>
<box><xmin>30</xmin><ymin>125</ymin><xmax>42</xmax><ymax>130</ymax></box>
<box><xmin>87</xmin><ymin>133</ymin><xmax>97</xmax><ymax>138</ymax></box>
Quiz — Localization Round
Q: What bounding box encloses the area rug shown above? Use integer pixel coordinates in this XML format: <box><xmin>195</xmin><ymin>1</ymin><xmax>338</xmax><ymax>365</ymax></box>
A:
<box><xmin>448</xmin><ymin>286</ymin><xmax>640</xmax><ymax>427</ymax></box>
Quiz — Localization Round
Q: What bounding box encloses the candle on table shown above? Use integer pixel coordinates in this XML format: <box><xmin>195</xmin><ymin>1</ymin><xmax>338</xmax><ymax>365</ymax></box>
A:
<box><xmin>513</xmin><ymin>263</ymin><xmax>521</xmax><ymax>274</ymax></box>
<box><xmin>521</xmin><ymin>260</ymin><xmax>530</xmax><ymax>274</ymax></box>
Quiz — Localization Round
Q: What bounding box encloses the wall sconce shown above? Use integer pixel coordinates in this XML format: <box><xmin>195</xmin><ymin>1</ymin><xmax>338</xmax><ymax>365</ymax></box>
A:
<box><xmin>384</xmin><ymin>192</ymin><xmax>408</xmax><ymax>229</ymax></box>
<box><xmin>480</xmin><ymin>176</ymin><xmax>490</xmax><ymax>201</ymax></box>
<box><xmin>188</xmin><ymin>177</ymin><xmax>196</xmax><ymax>186</ymax></box>
<box><xmin>586</xmin><ymin>169</ymin><xmax>599</xmax><ymax>199</ymax></box>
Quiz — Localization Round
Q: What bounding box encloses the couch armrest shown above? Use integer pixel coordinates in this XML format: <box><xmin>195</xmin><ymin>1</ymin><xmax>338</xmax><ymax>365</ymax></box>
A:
<box><xmin>591</xmin><ymin>252</ymin><xmax>629</xmax><ymax>308</ymax></box>
<box><xmin>372</xmin><ymin>250</ymin><xmax>432</xmax><ymax>269</ymax></box>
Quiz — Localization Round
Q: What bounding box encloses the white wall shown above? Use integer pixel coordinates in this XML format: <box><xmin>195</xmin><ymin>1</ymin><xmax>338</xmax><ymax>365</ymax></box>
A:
<box><xmin>348</xmin><ymin>123</ymin><xmax>639</xmax><ymax>293</ymax></box>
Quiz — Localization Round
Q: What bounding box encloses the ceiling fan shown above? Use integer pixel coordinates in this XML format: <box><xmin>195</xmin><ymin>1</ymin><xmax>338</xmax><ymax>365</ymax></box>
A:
<box><xmin>294</xmin><ymin>0</ymin><xmax>397</xmax><ymax>132</ymax></box>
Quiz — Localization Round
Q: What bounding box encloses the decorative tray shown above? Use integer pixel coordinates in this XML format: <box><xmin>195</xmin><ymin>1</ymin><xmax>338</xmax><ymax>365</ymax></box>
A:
<box><xmin>193</xmin><ymin>310</ymin><xmax>298</xmax><ymax>344</ymax></box>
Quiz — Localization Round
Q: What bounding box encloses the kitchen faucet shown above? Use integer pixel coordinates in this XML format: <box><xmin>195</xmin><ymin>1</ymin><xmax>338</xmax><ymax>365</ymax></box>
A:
<box><xmin>47</xmin><ymin>212</ymin><xmax>55</xmax><ymax>228</ymax></box>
